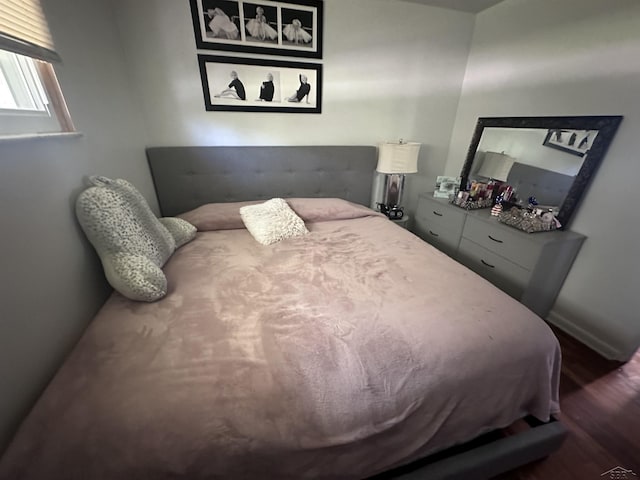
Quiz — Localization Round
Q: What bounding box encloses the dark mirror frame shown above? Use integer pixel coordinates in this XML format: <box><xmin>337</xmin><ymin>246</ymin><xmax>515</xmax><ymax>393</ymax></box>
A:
<box><xmin>460</xmin><ymin>115</ymin><xmax>623</xmax><ymax>229</ymax></box>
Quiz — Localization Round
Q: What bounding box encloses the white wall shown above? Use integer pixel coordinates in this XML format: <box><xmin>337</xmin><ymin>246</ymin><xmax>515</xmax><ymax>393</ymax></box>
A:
<box><xmin>0</xmin><ymin>0</ymin><xmax>155</xmax><ymax>453</ymax></box>
<box><xmin>445</xmin><ymin>0</ymin><xmax>640</xmax><ymax>360</ymax></box>
<box><xmin>111</xmin><ymin>0</ymin><xmax>475</xmax><ymax>213</ymax></box>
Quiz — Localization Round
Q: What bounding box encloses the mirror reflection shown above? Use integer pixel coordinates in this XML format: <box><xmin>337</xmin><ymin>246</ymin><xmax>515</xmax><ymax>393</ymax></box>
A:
<box><xmin>458</xmin><ymin>116</ymin><xmax>623</xmax><ymax>229</ymax></box>
<box><xmin>469</xmin><ymin>127</ymin><xmax>599</xmax><ymax>210</ymax></box>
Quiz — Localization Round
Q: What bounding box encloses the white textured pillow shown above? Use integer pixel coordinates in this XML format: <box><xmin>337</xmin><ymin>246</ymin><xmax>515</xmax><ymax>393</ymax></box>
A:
<box><xmin>76</xmin><ymin>176</ymin><xmax>176</xmax><ymax>302</ymax></box>
<box><xmin>240</xmin><ymin>198</ymin><xmax>309</xmax><ymax>245</ymax></box>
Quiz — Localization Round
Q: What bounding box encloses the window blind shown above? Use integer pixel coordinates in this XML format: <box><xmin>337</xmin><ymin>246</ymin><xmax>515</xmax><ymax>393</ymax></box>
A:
<box><xmin>0</xmin><ymin>0</ymin><xmax>61</xmax><ymax>63</ymax></box>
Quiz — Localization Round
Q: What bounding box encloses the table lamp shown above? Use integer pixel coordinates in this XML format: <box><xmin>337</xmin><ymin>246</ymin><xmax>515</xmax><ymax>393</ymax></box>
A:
<box><xmin>376</xmin><ymin>140</ymin><xmax>420</xmax><ymax>219</ymax></box>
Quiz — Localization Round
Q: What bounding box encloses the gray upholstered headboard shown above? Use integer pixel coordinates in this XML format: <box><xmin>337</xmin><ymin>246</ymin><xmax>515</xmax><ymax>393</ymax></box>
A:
<box><xmin>506</xmin><ymin>162</ymin><xmax>575</xmax><ymax>207</ymax></box>
<box><xmin>146</xmin><ymin>146</ymin><xmax>377</xmax><ymax>216</ymax></box>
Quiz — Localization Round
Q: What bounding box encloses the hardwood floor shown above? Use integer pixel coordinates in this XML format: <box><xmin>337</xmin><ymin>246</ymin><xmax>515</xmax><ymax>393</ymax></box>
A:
<box><xmin>495</xmin><ymin>327</ymin><xmax>640</xmax><ymax>479</ymax></box>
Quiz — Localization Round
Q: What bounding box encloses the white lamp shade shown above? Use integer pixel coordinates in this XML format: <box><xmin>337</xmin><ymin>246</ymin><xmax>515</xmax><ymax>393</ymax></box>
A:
<box><xmin>475</xmin><ymin>151</ymin><xmax>515</xmax><ymax>182</ymax></box>
<box><xmin>376</xmin><ymin>142</ymin><xmax>420</xmax><ymax>174</ymax></box>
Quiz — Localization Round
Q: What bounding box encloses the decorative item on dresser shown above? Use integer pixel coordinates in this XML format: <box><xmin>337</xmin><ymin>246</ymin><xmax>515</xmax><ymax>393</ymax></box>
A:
<box><xmin>414</xmin><ymin>193</ymin><xmax>585</xmax><ymax>318</ymax></box>
<box><xmin>434</xmin><ymin>175</ymin><xmax>459</xmax><ymax>198</ymax></box>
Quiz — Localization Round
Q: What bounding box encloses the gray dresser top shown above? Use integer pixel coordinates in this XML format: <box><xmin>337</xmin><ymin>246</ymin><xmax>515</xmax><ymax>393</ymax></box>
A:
<box><xmin>420</xmin><ymin>193</ymin><xmax>585</xmax><ymax>244</ymax></box>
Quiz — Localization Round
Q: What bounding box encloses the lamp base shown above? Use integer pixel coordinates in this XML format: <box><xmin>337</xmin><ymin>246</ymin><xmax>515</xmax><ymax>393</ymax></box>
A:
<box><xmin>376</xmin><ymin>173</ymin><xmax>406</xmax><ymax>219</ymax></box>
<box><xmin>382</xmin><ymin>173</ymin><xmax>406</xmax><ymax>207</ymax></box>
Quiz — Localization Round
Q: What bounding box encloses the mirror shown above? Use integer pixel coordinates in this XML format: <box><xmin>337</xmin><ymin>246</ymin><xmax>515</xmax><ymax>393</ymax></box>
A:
<box><xmin>460</xmin><ymin>116</ymin><xmax>623</xmax><ymax>228</ymax></box>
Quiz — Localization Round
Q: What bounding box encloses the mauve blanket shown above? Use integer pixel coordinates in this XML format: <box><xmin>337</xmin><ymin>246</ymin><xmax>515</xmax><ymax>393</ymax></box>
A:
<box><xmin>0</xmin><ymin>198</ymin><xmax>561</xmax><ymax>480</ymax></box>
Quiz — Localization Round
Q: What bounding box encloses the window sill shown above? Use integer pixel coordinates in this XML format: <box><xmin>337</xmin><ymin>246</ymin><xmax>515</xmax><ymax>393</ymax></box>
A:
<box><xmin>0</xmin><ymin>131</ymin><xmax>82</xmax><ymax>144</ymax></box>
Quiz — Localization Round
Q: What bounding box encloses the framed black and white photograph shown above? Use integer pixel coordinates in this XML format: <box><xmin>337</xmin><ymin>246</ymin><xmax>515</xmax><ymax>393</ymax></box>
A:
<box><xmin>243</xmin><ymin>2</ymin><xmax>279</xmax><ymax>44</ymax></box>
<box><xmin>281</xmin><ymin>7</ymin><xmax>314</xmax><ymax>48</ymax></box>
<box><xmin>189</xmin><ymin>0</ymin><xmax>323</xmax><ymax>59</ymax></box>
<box><xmin>543</xmin><ymin>129</ymin><xmax>599</xmax><ymax>157</ymax></box>
<box><xmin>198</xmin><ymin>54</ymin><xmax>322</xmax><ymax>113</ymax></box>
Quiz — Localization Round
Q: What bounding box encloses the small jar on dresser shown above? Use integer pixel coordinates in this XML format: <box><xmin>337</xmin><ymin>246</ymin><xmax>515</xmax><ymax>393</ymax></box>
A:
<box><xmin>413</xmin><ymin>193</ymin><xmax>586</xmax><ymax>319</ymax></box>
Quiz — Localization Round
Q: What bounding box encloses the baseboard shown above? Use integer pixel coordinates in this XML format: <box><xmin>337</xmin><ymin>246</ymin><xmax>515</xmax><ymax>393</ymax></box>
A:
<box><xmin>546</xmin><ymin>310</ymin><xmax>627</xmax><ymax>361</ymax></box>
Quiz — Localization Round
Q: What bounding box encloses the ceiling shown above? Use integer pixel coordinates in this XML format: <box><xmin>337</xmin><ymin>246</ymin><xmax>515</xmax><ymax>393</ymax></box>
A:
<box><xmin>397</xmin><ymin>0</ymin><xmax>505</xmax><ymax>13</ymax></box>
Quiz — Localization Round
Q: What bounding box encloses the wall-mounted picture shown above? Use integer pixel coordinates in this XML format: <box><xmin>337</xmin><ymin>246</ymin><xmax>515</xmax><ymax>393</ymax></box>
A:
<box><xmin>189</xmin><ymin>0</ymin><xmax>323</xmax><ymax>59</ymax></box>
<box><xmin>543</xmin><ymin>129</ymin><xmax>599</xmax><ymax>157</ymax></box>
<box><xmin>198</xmin><ymin>54</ymin><xmax>322</xmax><ymax>113</ymax></box>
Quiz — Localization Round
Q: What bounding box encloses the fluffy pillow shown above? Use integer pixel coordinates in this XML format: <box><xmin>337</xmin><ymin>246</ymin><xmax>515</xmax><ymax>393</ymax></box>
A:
<box><xmin>240</xmin><ymin>198</ymin><xmax>309</xmax><ymax>245</ymax></box>
<box><xmin>159</xmin><ymin>217</ymin><xmax>197</xmax><ymax>247</ymax></box>
<box><xmin>76</xmin><ymin>176</ymin><xmax>176</xmax><ymax>302</ymax></box>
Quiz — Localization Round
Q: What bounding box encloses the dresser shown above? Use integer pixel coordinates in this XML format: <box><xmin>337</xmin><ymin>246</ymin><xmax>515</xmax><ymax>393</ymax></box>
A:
<box><xmin>414</xmin><ymin>193</ymin><xmax>586</xmax><ymax>318</ymax></box>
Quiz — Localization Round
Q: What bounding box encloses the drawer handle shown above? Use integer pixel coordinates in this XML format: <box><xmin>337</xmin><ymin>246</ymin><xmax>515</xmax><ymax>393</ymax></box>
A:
<box><xmin>428</xmin><ymin>230</ymin><xmax>439</xmax><ymax>237</ymax></box>
<box><xmin>433</xmin><ymin>211</ymin><xmax>443</xmax><ymax>217</ymax></box>
<box><xmin>488</xmin><ymin>235</ymin><xmax>503</xmax><ymax>244</ymax></box>
<box><xmin>481</xmin><ymin>259</ymin><xmax>496</xmax><ymax>268</ymax></box>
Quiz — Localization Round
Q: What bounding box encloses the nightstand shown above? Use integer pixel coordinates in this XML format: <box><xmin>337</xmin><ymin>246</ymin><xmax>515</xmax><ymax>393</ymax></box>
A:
<box><xmin>390</xmin><ymin>215</ymin><xmax>410</xmax><ymax>230</ymax></box>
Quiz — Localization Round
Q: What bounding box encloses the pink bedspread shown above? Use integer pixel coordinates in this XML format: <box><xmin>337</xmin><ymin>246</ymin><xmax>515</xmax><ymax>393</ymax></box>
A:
<box><xmin>0</xmin><ymin>198</ymin><xmax>560</xmax><ymax>480</ymax></box>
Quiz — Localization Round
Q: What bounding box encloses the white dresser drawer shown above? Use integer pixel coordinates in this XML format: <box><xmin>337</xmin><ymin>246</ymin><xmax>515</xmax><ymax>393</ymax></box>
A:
<box><xmin>458</xmin><ymin>238</ymin><xmax>531</xmax><ymax>300</ymax></box>
<box><xmin>462</xmin><ymin>216</ymin><xmax>541</xmax><ymax>270</ymax></box>
<box><xmin>416</xmin><ymin>195</ymin><xmax>466</xmax><ymax>232</ymax></box>
<box><xmin>415</xmin><ymin>222</ymin><xmax>461</xmax><ymax>257</ymax></box>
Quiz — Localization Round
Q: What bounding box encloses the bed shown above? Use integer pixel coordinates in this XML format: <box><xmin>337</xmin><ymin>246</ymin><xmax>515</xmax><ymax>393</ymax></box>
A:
<box><xmin>0</xmin><ymin>146</ymin><xmax>565</xmax><ymax>480</ymax></box>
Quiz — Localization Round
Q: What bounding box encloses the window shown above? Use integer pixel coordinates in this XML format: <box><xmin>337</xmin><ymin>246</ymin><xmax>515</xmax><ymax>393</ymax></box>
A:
<box><xmin>0</xmin><ymin>50</ymin><xmax>47</xmax><ymax>111</ymax></box>
<box><xmin>0</xmin><ymin>50</ymin><xmax>73</xmax><ymax>135</ymax></box>
<box><xmin>0</xmin><ymin>0</ymin><xmax>74</xmax><ymax>136</ymax></box>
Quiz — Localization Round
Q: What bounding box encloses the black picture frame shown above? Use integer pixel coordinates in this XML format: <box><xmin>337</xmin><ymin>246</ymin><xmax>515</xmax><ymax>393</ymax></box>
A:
<box><xmin>189</xmin><ymin>0</ymin><xmax>323</xmax><ymax>59</ymax></box>
<box><xmin>542</xmin><ymin>129</ymin><xmax>599</xmax><ymax>157</ymax></box>
<box><xmin>459</xmin><ymin>116</ymin><xmax>623</xmax><ymax>228</ymax></box>
<box><xmin>198</xmin><ymin>54</ymin><xmax>322</xmax><ymax>113</ymax></box>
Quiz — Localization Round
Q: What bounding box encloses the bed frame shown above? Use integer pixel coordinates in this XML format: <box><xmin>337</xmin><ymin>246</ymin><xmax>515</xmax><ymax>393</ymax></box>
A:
<box><xmin>371</xmin><ymin>417</ymin><xmax>566</xmax><ymax>479</ymax></box>
<box><xmin>146</xmin><ymin>145</ymin><xmax>567</xmax><ymax>479</ymax></box>
<box><xmin>147</xmin><ymin>146</ymin><xmax>377</xmax><ymax>216</ymax></box>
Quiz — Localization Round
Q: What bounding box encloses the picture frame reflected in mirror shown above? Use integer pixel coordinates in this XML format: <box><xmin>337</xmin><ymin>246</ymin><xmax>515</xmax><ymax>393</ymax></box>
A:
<box><xmin>543</xmin><ymin>129</ymin><xmax>599</xmax><ymax>157</ymax></box>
